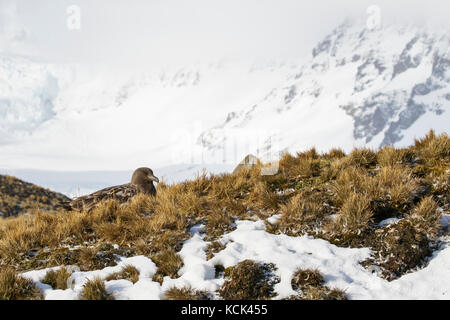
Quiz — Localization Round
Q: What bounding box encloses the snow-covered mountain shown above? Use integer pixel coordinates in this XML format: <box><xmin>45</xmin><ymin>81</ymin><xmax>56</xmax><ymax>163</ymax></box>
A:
<box><xmin>0</xmin><ymin>19</ymin><xmax>448</xmax><ymax>172</ymax></box>
<box><xmin>0</xmin><ymin>54</ymin><xmax>65</xmax><ymax>144</ymax></box>
<box><xmin>0</xmin><ymin>55</ymin><xmax>296</xmax><ymax>170</ymax></box>
<box><xmin>199</xmin><ymin>21</ymin><xmax>450</xmax><ymax>160</ymax></box>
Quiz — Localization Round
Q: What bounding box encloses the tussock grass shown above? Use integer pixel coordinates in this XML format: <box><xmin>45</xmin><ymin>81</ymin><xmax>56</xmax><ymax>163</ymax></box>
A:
<box><xmin>371</xmin><ymin>219</ymin><xmax>432</xmax><ymax>280</ymax></box>
<box><xmin>279</xmin><ymin>152</ymin><xmax>322</xmax><ymax>179</ymax></box>
<box><xmin>245</xmin><ymin>181</ymin><xmax>280</xmax><ymax>211</ymax></box>
<box><xmin>41</xmin><ymin>267</ymin><xmax>72</xmax><ymax>290</ymax></box>
<box><xmin>205</xmin><ymin>241</ymin><xmax>227</xmax><ymax>260</ymax></box>
<box><xmin>151</xmin><ymin>249</ymin><xmax>183</xmax><ymax>284</ymax></box>
<box><xmin>291</xmin><ymin>268</ymin><xmax>324</xmax><ymax>290</ymax></box>
<box><xmin>326</xmin><ymin>192</ymin><xmax>373</xmax><ymax>239</ymax></box>
<box><xmin>78</xmin><ymin>247</ymin><xmax>115</xmax><ymax>270</ymax></box>
<box><xmin>297</xmin><ymin>147</ymin><xmax>320</xmax><ymax>160</ymax></box>
<box><xmin>278</xmin><ymin>190</ymin><xmax>327</xmax><ymax>236</ymax></box>
<box><xmin>346</xmin><ymin>148</ymin><xmax>378</xmax><ymax>168</ymax></box>
<box><xmin>330</xmin><ymin>165</ymin><xmax>419</xmax><ymax>221</ymax></box>
<box><xmin>105</xmin><ymin>265</ymin><xmax>140</xmax><ymax>284</ymax></box>
<box><xmin>289</xmin><ymin>268</ymin><xmax>347</xmax><ymax>300</ymax></box>
<box><xmin>409</xmin><ymin>197</ymin><xmax>441</xmax><ymax>236</ymax></box>
<box><xmin>377</xmin><ymin>146</ymin><xmax>415</xmax><ymax>167</ymax></box>
<box><xmin>218</xmin><ymin>260</ymin><xmax>280</xmax><ymax>300</ymax></box>
<box><xmin>0</xmin><ymin>268</ymin><xmax>42</xmax><ymax>300</ymax></box>
<box><xmin>164</xmin><ymin>286</ymin><xmax>210</xmax><ymax>300</ymax></box>
<box><xmin>204</xmin><ymin>208</ymin><xmax>236</xmax><ymax>240</ymax></box>
<box><xmin>79</xmin><ymin>277</ymin><xmax>113</xmax><ymax>300</ymax></box>
<box><xmin>0</xmin><ymin>130</ymin><xmax>448</xmax><ymax>289</ymax></box>
<box><xmin>323</xmin><ymin>148</ymin><xmax>346</xmax><ymax>159</ymax></box>
<box><xmin>361</xmin><ymin>197</ymin><xmax>442</xmax><ymax>280</ymax></box>
<box><xmin>414</xmin><ymin>130</ymin><xmax>450</xmax><ymax>161</ymax></box>
<box><xmin>300</xmin><ymin>286</ymin><xmax>347</xmax><ymax>300</ymax></box>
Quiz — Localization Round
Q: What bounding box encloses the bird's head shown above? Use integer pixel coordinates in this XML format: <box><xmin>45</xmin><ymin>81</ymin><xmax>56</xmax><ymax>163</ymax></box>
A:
<box><xmin>131</xmin><ymin>167</ymin><xmax>159</xmax><ymax>185</ymax></box>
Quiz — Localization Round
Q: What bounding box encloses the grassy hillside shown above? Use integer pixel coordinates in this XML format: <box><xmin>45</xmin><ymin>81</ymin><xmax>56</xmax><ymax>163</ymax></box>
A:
<box><xmin>0</xmin><ymin>175</ymin><xmax>70</xmax><ymax>218</ymax></box>
<box><xmin>0</xmin><ymin>130</ymin><xmax>448</xmax><ymax>300</ymax></box>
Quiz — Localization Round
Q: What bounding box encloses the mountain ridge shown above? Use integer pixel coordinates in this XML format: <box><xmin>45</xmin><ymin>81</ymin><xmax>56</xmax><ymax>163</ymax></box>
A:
<box><xmin>0</xmin><ymin>19</ymin><xmax>448</xmax><ymax>171</ymax></box>
<box><xmin>198</xmin><ymin>20</ymin><xmax>449</xmax><ymax>161</ymax></box>
<box><xmin>0</xmin><ymin>174</ymin><xmax>70</xmax><ymax>217</ymax></box>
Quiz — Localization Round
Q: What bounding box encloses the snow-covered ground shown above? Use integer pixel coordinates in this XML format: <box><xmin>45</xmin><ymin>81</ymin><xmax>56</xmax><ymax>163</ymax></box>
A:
<box><xmin>21</xmin><ymin>215</ymin><xmax>450</xmax><ymax>300</ymax></box>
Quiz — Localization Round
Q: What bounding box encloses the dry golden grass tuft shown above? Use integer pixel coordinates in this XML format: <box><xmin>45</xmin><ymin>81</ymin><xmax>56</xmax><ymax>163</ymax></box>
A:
<box><xmin>79</xmin><ymin>277</ymin><xmax>113</xmax><ymax>300</ymax></box>
<box><xmin>290</xmin><ymin>268</ymin><xmax>324</xmax><ymax>290</ymax></box>
<box><xmin>326</xmin><ymin>192</ymin><xmax>373</xmax><ymax>239</ymax></box>
<box><xmin>278</xmin><ymin>190</ymin><xmax>327</xmax><ymax>236</ymax></box>
<box><xmin>279</xmin><ymin>153</ymin><xmax>302</xmax><ymax>179</ymax></box>
<box><xmin>408</xmin><ymin>197</ymin><xmax>441</xmax><ymax>237</ymax></box>
<box><xmin>371</xmin><ymin>219</ymin><xmax>432</xmax><ymax>280</ymax></box>
<box><xmin>330</xmin><ymin>165</ymin><xmax>419</xmax><ymax>222</ymax></box>
<box><xmin>299</xmin><ymin>286</ymin><xmax>347</xmax><ymax>300</ymax></box>
<box><xmin>377</xmin><ymin>146</ymin><xmax>415</xmax><ymax>167</ymax></box>
<box><xmin>414</xmin><ymin>130</ymin><xmax>450</xmax><ymax>161</ymax></box>
<box><xmin>330</xmin><ymin>166</ymin><xmax>368</xmax><ymax>206</ymax></box>
<box><xmin>288</xmin><ymin>268</ymin><xmax>347</xmax><ymax>300</ymax></box>
<box><xmin>204</xmin><ymin>208</ymin><xmax>235</xmax><ymax>240</ymax></box>
<box><xmin>245</xmin><ymin>181</ymin><xmax>280</xmax><ymax>212</ymax></box>
<box><xmin>360</xmin><ymin>197</ymin><xmax>443</xmax><ymax>280</ymax></box>
<box><xmin>41</xmin><ymin>267</ymin><xmax>72</xmax><ymax>290</ymax></box>
<box><xmin>205</xmin><ymin>240</ymin><xmax>227</xmax><ymax>260</ymax></box>
<box><xmin>346</xmin><ymin>148</ymin><xmax>378</xmax><ymax>168</ymax></box>
<box><xmin>105</xmin><ymin>265</ymin><xmax>140</xmax><ymax>284</ymax></box>
<box><xmin>279</xmin><ymin>151</ymin><xmax>322</xmax><ymax>179</ymax></box>
<box><xmin>151</xmin><ymin>249</ymin><xmax>183</xmax><ymax>284</ymax></box>
<box><xmin>218</xmin><ymin>260</ymin><xmax>279</xmax><ymax>300</ymax></box>
<box><xmin>0</xmin><ymin>268</ymin><xmax>42</xmax><ymax>300</ymax></box>
<box><xmin>164</xmin><ymin>286</ymin><xmax>210</xmax><ymax>300</ymax></box>
<box><xmin>323</xmin><ymin>148</ymin><xmax>346</xmax><ymax>159</ymax></box>
<box><xmin>0</xmin><ymin>130</ymin><xmax>448</xmax><ymax>293</ymax></box>
<box><xmin>297</xmin><ymin>147</ymin><xmax>320</xmax><ymax>160</ymax></box>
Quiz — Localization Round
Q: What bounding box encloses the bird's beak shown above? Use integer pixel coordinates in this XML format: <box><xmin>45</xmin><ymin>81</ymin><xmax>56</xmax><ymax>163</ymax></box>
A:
<box><xmin>149</xmin><ymin>175</ymin><xmax>159</xmax><ymax>183</ymax></box>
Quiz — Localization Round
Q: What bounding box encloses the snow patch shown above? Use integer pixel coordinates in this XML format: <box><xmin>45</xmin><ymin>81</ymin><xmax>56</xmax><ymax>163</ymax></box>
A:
<box><xmin>20</xmin><ymin>217</ymin><xmax>450</xmax><ymax>300</ymax></box>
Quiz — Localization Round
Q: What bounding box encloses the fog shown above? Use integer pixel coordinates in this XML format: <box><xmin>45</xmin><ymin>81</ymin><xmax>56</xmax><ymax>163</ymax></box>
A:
<box><xmin>0</xmin><ymin>1</ymin><xmax>448</xmax><ymax>172</ymax></box>
<box><xmin>1</xmin><ymin>0</ymin><xmax>449</xmax><ymax>71</ymax></box>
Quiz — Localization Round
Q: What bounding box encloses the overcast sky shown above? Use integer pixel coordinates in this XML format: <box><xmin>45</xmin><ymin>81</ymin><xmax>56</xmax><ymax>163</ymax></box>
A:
<box><xmin>0</xmin><ymin>1</ymin><xmax>448</xmax><ymax>173</ymax></box>
<box><xmin>1</xmin><ymin>0</ymin><xmax>449</xmax><ymax>70</ymax></box>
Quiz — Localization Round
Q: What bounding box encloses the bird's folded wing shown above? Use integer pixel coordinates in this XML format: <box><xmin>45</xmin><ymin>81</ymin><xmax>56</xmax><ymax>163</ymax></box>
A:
<box><xmin>69</xmin><ymin>183</ymin><xmax>137</xmax><ymax>211</ymax></box>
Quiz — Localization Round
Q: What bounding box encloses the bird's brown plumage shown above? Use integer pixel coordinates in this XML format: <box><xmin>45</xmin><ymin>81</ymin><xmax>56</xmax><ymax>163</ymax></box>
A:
<box><xmin>67</xmin><ymin>167</ymin><xmax>159</xmax><ymax>212</ymax></box>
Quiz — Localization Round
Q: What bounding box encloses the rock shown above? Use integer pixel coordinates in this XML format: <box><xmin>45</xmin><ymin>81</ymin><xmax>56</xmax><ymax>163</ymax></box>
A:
<box><xmin>233</xmin><ymin>154</ymin><xmax>280</xmax><ymax>176</ymax></box>
<box><xmin>232</xmin><ymin>154</ymin><xmax>260</xmax><ymax>174</ymax></box>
